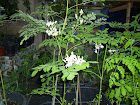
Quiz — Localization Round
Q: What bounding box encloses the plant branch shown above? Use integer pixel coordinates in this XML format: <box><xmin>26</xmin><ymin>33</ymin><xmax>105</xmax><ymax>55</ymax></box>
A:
<box><xmin>52</xmin><ymin>75</ymin><xmax>58</xmax><ymax>105</ymax></box>
<box><xmin>62</xmin><ymin>0</ymin><xmax>69</xmax><ymax>32</ymax></box>
<box><xmin>62</xmin><ymin>81</ymin><xmax>66</xmax><ymax>105</ymax></box>
<box><xmin>0</xmin><ymin>70</ymin><xmax>7</xmax><ymax>105</ymax></box>
<box><xmin>98</xmin><ymin>45</ymin><xmax>107</xmax><ymax>105</ymax></box>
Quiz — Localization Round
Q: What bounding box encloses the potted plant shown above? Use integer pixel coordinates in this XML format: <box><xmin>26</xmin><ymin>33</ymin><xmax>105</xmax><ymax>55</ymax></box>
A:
<box><xmin>11</xmin><ymin>0</ymin><xmax>140</xmax><ymax>105</ymax></box>
<box><xmin>0</xmin><ymin>56</ymin><xmax>28</xmax><ymax>105</ymax></box>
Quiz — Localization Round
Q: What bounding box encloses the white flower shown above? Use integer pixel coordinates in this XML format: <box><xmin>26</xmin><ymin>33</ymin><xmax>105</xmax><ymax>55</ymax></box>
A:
<box><xmin>94</xmin><ymin>43</ymin><xmax>104</xmax><ymax>53</ymax></box>
<box><xmin>108</xmin><ymin>49</ymin><xmax>116</xmax><ymax>54</ymax></box>
<box><xmin>101</xmin><ymin>17</ymin><xmax>107</xmax><ymax>21</ymax></box>
<box><xmin>75</xmin><ymin>14</ymin><xmax>78</xmax><ymax>19</ymax></box>
<box><xmin>46</xmin><ymin>22</ymin><xmax>53</xmax><ymax>27</ymax></box>
<box><xmin>52</xmin><ymin>31</ymin><xmax>59</xmax><ymax>37</ymax></box>
<box><xmin>79</xmin><ymin>9</ymin><xmax>84</xmax><ymax>15</ymax></box>
<box><xmin>75</xmin><ymin>56</ymin><xmax>85</xmax><ymax>65</ymax></box>
<box><xmin>95</xmin><ymin>43</ymin><xmax>104</xmax><ymax>49</ymax></box>
<box><xmin>45</xmin><ymin>21</ymin><xmax>59</xmax><ymax>37</ymax></box>
<box><xmin>94</xmin><ymin>49</ymin><xmax>98</xmax><ymax>53</ymax></box>
<box><xmin>63</xmin><ymin>52</ymin><xmax>86</xmax><ymax>68</ymax></box>
<box><xmin>79</xmin><ymin>18</ymin><xmax>84</xmax><ymax>24</ymax></box>
<box><xmin>46</xmin><ymin>21</ymin><xmax>57</xmax><ymax>27</ymax></box>
<box><xmin>65</xmin><ymin>62</ymin><xmax>73</xmax><ymax>68</ymax></box>
<box><xmin>95</xmin><ymin>45</ymin><xmax>100</xmax><ymax>49</ymax></box>
<box><xmin>46</xmin><ymin>22</ymin><xmax>52</xmax><ymax>27</ymax></box>
<box><xmin>99</xmin><ymin>44</ymin><xmax>104</xmax><ymax>48</ymax></box>
<box><xmin>91</xmin><ymin>12</ymin><xmax>96</xmax><ymax>20</ymax></box>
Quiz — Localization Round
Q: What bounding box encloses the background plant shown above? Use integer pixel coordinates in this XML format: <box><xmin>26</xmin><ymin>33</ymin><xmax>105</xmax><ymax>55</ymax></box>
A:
<box><xmin>105</xmin><ymin>15</ymin><xmax>140</xmax><ymax>105</ymax></box>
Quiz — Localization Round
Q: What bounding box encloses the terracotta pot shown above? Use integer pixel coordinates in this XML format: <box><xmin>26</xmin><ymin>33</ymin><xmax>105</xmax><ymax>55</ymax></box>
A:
<box><xmin>0</xmin><ymin>47</ymin><xmax>5</xmax><ymax>56</ymax></box>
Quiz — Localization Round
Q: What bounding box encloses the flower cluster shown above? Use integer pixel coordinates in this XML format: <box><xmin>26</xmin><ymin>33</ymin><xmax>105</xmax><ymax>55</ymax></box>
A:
<box><xmin>94</xmin><ymin>43</ymin><xmax>104</xmax><ymax>53</ymax></box>
<box><xmin>75</xmin><ymin>9</ymin><xmax>85</xmax><ymax>25</ymax></box>
<box><xmin>46</xmin><ymin>21</ymin><xmax>59</xmax><ymax>37</ymax></box>
<box><xmin>75</xmin><ymin>9</ymin><xmax>84</xmax><ymax>19</ymax></box>
<box><xmin>75</xmin><ymin>9</ymin><xmax>97</xmax><ymax>25</ymax></box>
<box><xmin>75</xmin><ymin>9</ymin><xmax>84</xmax><ymax>25</ymax></box>
<box><xmin>63</xmin><ymin>52</ymin><xmax>86</xmax><ymax>68</ymax></box>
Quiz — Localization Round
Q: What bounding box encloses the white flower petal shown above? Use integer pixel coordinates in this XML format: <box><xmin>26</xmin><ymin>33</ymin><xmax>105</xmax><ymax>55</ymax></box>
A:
<box><xmin>75</xmin><ymin>14</ymin><xmax>78</xmax><ymax>19</ymax></box>
<box><xmin>79</xmin><ymin>9</ymin><xmax>84</xmax><ymax>15</ymax></box>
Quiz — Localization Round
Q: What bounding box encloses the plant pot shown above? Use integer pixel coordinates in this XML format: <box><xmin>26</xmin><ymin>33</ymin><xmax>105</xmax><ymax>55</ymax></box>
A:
<box><xmin>28</xmin><ymin>84</ymin><xmax>111</xmax><ymax>105</ymax></box>
<box><xmin>0</xmin><ymin>47</ymin><xmax>5</xmax><ymax>56</ymax></box>
<box><xmin>7</xmin><ymin>100</ymin><xmax>19</xmax><ymax>105</ymax></box>
<box><xmin>7</xmin><ymin>92</ymin><xmax>27</xmax><ymax>105</ymax></box>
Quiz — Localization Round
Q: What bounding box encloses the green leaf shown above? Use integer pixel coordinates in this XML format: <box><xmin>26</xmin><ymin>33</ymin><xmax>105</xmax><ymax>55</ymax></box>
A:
<box><xmin>114</xmin><ymin>72</ymin><xmax>119</xmax><ymax>80</ymax></box>
<box><xmin>115</xmin><ymin>88</ymin><xmax>121</xmax><ymax>100</ymax></box>
<box><xmin>69</xmin><ymin>37</ymin><xmax>75</xmax><ymax>43</ymax></box>
<box><xmin>122</xmin><ymin>56</ymin><xmax>136</xmax><ymax>75</ymax></box>
<box><xmin>67</xmin><ymin>72</ymin><xmax>78</xmax><ymax>80</ymax></box>
<box><xmin>114</xmin><ymin>82</ymin><xmax>121</xmax><ymax>87</ymax></box>
<box><xmin>109</xmin><ymin>90</ymin><xmax>115</xmax><ymax>99</ymax></box>
<box><xmin>124</xmin><ymin>39</ymin><xmax>134</xmax><ymax>49</ymax></box>
<box><xmin>117</xmin><ymin>66</ymin><xmax>125</xmax><ymax>78</ymax></box>
<box><xmin>109</xmin><ymin>79</ymin><xmax>114</xmax><ymax>88</ymax></box>
<box><xmin>51</xmin><ymin>65</ymin><xmax>60</xmax><ymax>74</ymax></box>
<box><xmin>125</xmin><ymin>85</ymin><xmax>132</xmax><ymax>92</ymax></box>
<box><xmin>67</xmin><ymin>62</ymin><xmax>89</xmax><ymax>72</ymax></box>
<box><xmin>43</xmin><ymin>64</ymin><xmax>52</xmax><ymax>72</ymax></box>
<box><xmin>31</xmin><ymin>70</ymin><xmax>38</xmax><ymax>77</ymax></box>
<box><xmin>136</xmin><ymin>63</ymin><xmax>140</xmax><ymax>72</ymax></box>
<box><xmin>121</xmin><ymin>86</ymin><xmax>127</xmax><ymax>96</ymax></box>
<box><xmin>136</xmin><ymin>90</ymin><xmax>140</xmax><ymax>101</ymax></box>
<box><xmin>128</xmin><ymin>64</ymin><xmax>135</xmax><ymax>75</ymax></box>
<box><xmin>120</xmin><ymin>80</ymin><xmax>125</xmax><ymax>85</ymax></box>
<box><xmin>61</xmin><ymin>70</ymin><xmax>69</xmax><ymax>81</ymax></box>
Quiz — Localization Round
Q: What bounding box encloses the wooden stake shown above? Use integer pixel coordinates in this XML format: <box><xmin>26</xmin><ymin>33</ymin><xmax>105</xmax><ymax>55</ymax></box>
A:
<box><xmin>126</xmin><ymin>1</ymin><xmax>132</xmax><ymax>23</ymax></box>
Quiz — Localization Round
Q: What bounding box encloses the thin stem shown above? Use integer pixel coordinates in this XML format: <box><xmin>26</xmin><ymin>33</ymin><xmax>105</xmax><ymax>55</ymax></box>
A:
<box><xmin>53</xmin><ymin>49</ymin><xmax>56</xmax><ymax>63</ymax></box>
<box><xmin>26</xmin><ymin>95</ymin><xmax>32</xmax><ymax>105</ymax></box>
<box><xmin>82</xmin><ymin>69</ymin><xmax>101</xmax><ymax>79</ymax></box>
<box><xmin>65</xmin><ymin>43</ymin><xmax>69</xmax><ymax>56</ymax></box>
<box><xmin>98</xmin><ymin>45</ymin><xmax>107</xmax><ymax>105</ymax></box>
<box><xmin>56</xmin><ymin>38</ymin><xmax>63</xmax><ymax>60</ymax></box>
<box><xmin>75</xmin><ymin>74</ymin><xmax>79</xmax><ymax>105</ymax></box>
<box><xmin>69</xmin><ymin>1</ymin><xmax>93</xmax><ymax>10</ymax></box>
<box><xmin>62</xmin><ymin>0</ymin><xmax>69</xmax><ymax>32</ymax></box>
<box><xmin>0</xmin><ymin>70</ymin><xmax>7</xmax><ymax>105</ymax></box>
<box><xmin>67</xmin><ymin>42</ymin><xmax>84</xmax><ymax>53</ymax></box>
<box><xmin>78</xmin><ymin>75</ymin><xmax>82</xmax><ymax>105</ymax></box>
<box><xmin>101</xmin><ymin>45</ymin><xmax>107</xmax><ymax>73</ymax></box>
<box><xmin>76</xmin><ymin>0</ymin><xmax>78</xmax><ymax>15</ymax></box>
<box><xmin>52</xmin><ymin>50</ymin><xmax>57</xmax><ymax>105</ymax></box>
<box><xmin>62</xmin><ymin>81</ymin><xmax>66</xmax><ymax>105</ymax></box>
<box><xmin>96</xmin><ymin>51</ymin><xmax>101</xmax><ymax>76</ymax></box>
<box><xmin>52</xmin><ymin>75</ymin><xmax>58</xmax><ymax>105</ymax></box>
<box><xmin>52</xmin><ymin>76</ymin><xmax>55</xmax><ymax>105</ymax></box>
<box><xmin>55</xmin><ymin>97</ymin><xmax>62</xmax><ymax>105</ymax></box>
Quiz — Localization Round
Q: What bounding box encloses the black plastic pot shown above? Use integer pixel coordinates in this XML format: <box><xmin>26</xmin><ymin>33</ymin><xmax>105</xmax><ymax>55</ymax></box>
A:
<box><xmin>7</xmin><ymin>92</ymin><xmax>27</xmax><ymax>105</ymax></box>
<box><xmin>28</xmin><ymin>84</ymin><xmax>111</xmax><ymax>105</ymax></box>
